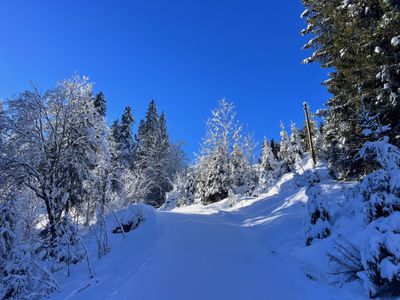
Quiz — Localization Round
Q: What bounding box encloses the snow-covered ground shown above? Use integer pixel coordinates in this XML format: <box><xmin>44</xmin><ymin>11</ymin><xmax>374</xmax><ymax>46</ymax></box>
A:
<box><xmin>49</xmin><ymin>163</ymin><xmax>368</xmax><ymax>300</ymax></box>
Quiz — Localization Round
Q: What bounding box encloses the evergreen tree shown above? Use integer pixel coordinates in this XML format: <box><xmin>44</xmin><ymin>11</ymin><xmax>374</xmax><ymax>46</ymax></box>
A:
<box><xmin>202</xmin><ymin>145</ymin><xmax>230</xmax><ymax>204</ymax></box>
<box><xmin>304</xmin><ymin>170</ymin><xmax>331</xmax><ymax>246</ymax></box>
<box><xmin>93</xmin><ymin>91</ymin><xmax>106</xmax><ymax>117</ymax></box>
<box><xmin>278</xmin><ymin>122</ymin><xmax>297</xmax><ymax>173</ymax></box>
<box><xmin>290</xmin><ymin>121</ymin><xmax>304</xmax><ymax>161</ymax></box>
<box><xmin>356</xmin><ymin>137</ymin><xmax>400</xmax><ymax>297</ymax></box>
<box><xmin>118</xmin><ymin>106</ymin><xmax>135</xmax><ymax>169</ymax></box>
<box><xmin>229</xmin><ymin>142</ymin><xmax>249</xmax><ymax>192</ymax></box>
<box><xmin>135</xmin><ymin>100</ymin><xmax>172</xmax><ymax>206</ymax></box>
<box><xmin>182</xmin><ymin>166</ymin><xmax>196</xmax><ymax>205</ymax></box>
<box><xmin>195</xmin><ymin>99</ymin><xmax>239</xmax><ymax>204</ymax></box>
<box><xmin>270</xmin><ymin>139</ymin><xmax>280</xmax><ymax>159</ymax></box>
<box><xmin>258</xmin><ymin>138</ymin><xmax>279</xmax><ymax>193</ymax></box>
<box><xmin>301</xmin><ymin>0</ymin><xmax>400</xmax><ymax>179</ymax></box>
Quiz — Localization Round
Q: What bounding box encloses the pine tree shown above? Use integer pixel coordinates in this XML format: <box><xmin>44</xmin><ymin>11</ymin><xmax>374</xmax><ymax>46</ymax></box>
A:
<box><xmin>118</xmin><ymin>106</ymin><xmax>135</xmax><ymax>169</ymax></box>
<box><xmin>347</xmin><ymin>106</ymin><xmax>400</xmax><ymax>297</ymax></box>
<box><xmin>270</xmin><ymin>139</ymin><xmax>280</xmax><ymax>159</ymax></box>
<box><xmin>301</xmin><ymin>0</ymin><xmax>400</xmax><ymax>179</ymax></box>
<box><xmin>202</xmin><ymin>145</ymin><xmax>230</xmax><ymax>204</ymax></box>
<box><xmin>290</xmin><ymin>121</ymin><xmax>304</xmax><ymax>166</ymax></box>
<box><xmin>135</xmin><ymin>100</ymin><xmax>172</xmax><ymax>206</ymax></box>
<box><xmin>195</xmin><ymin>99</ymin><xmax>239</xmax><ymax>204</ymax></box>
<box><xmin>356</xmin><ymin>137</ymin><xmax>400</xmax><ymax>297</ymax></box>
<box><xmin>258</xmin><ymin>138</ymin><xmax>279</xmax><ymax>193</ymax></box>
<box><xmin>93</xmin><ymin>91</ymin><xmax>106</xmax><ymax>117</ymax></box>
<box><xmin>182</xmin><ymin>166</ymin><xmax>196</xmax><ymax>205</ymax></box>
<box><xmin>290</xmin><ymin>122</ymin><xmax>303</xmax><ymax>156</ymax></box>
<box><xmin>304</xmin><ymin>170</ymin><xmax>331</xmax><ymax>246</ymax></box>
<box><xmin>229</xmin><ymin>142</ymin><xmax>249</xmax><ymax>193</ymax></box>
<box><xmin>278</xmin><ymin>122</ymin><xmax>296</xmax><ymax>173</ymax></box>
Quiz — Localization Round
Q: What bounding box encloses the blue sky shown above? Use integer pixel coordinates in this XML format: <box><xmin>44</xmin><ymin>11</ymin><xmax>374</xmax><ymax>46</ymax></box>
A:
<box><xmin>0</xmin><ymin>0</ymin><xmax>329</xmax><ymax>158</ymax></box>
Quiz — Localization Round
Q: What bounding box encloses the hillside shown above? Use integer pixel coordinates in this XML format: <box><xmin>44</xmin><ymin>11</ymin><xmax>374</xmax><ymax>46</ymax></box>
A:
<box><xmin>49</xmin><ymin>162</ymin><xmax>367</xmax><ymax>300</ymax></box>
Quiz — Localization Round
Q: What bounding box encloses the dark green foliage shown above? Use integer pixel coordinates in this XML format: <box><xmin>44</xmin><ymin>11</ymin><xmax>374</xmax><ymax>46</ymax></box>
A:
<box><xmin>136</xmin><ymin>100</ymin><xmax>171</xmax><ymax>206</ymax></box>
<box><xmin>302</xmin><ymin>0</ymin><xmax>400</xmax><ymax>179</ymax></box>
<box><xmin>93</xmin><ymin>92</ymin><xmax>106</xmax><ymax>117</ymax></box>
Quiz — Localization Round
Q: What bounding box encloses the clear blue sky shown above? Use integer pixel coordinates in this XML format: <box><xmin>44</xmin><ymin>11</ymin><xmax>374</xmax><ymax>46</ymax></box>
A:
<box><xmin>0</xmin><ymin>0</ymin><xmax>330</xmax><ymax>158</ymax></box>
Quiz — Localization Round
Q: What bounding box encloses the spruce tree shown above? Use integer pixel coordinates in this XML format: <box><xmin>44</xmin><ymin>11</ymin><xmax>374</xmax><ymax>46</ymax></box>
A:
<box><xmin>290</xmin><ymin>121</ymin><xmax>304</xmax><ymax>158</ymax></box>
<box><xmin>195</xmin><ymin>99</ymin><xmax>238</xmax><ymax>204</ymax></box>
<box><xmin>258</xmin><ymin>138</ymin><xmax>279</xmax><ymax>193</ymax></box>
<box><xmin>304</xmin><ymin>170</ymin><xmax>331</xmax><ymax>246</ymax></box>
<box><xmin>118</xmin><ymin>106</ymin><xmax>135</xmax><ymax>169</ymax></box>
<box><xmin>301</xmin><ymin>0</ymin><xmax>400</xmax><ymax>178</ymax></box>
<box><xmin>229</xmin><ymin>142</ymin><xmax>249</xmax><ymax>192</ymax></box>
<box><xmin>135</xmin><ymin>100</ymin><xmax>172</xmax><ymax>206</ymax></box>
<box><xmin>202</xmin><ymin>145</ymin><xmax>230</xmax><ymax>204</ymax></box>
<box><xmin>270</xmin><ymin>139</ymin><xmax>280</xmax><ymax>159</ymax></box>
<box><xmin>93</xmin><ymin>91</ymin><xmax>106</xmax><ymax>117</ymax></box>
<box><xmin>278</xmin><ymin>122</ymin><xmax>296</xmax><ymax>173</ymax></box>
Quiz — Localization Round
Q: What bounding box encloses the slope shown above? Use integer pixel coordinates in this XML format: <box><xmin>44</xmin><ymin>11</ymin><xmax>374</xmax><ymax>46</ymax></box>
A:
<box><xmin>50</xmin><ymin>164</ymin><xmax>366</xmax><ymax>300</ymax></box>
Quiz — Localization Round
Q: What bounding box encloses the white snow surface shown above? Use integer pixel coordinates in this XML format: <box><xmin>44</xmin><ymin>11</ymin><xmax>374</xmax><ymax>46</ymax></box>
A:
<box><xmin>49</xmin><ymin>162</ymin><xmax>367</xmax><ymax>300</ymax></box>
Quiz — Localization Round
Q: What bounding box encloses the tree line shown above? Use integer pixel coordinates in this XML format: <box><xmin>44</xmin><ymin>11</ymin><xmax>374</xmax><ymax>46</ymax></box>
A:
<box><xmin>0</xmin><ymin>76</ymin><xmax>185</xmax><ymax>298</ymax></box>
<box><xmin>301</xmin><ymin>0</ymin><xmax>400</xmax><ymax>297</ymax></box>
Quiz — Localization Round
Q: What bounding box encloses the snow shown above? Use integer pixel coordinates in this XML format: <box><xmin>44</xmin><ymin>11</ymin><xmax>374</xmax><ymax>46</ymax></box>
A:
<box><xmin>48</xmin><ymin>161</ymin><xmax>367</xmax><ymax>300</ymax></box>
<box><xmin>391</xmin><ymin>36</ymin><xmax>400</xmax><ymax>47</ymax></box>
<box><xmin>374</xmin><ymin>46</ymin><xmax>383</xmax><ymax>54</ymax></box>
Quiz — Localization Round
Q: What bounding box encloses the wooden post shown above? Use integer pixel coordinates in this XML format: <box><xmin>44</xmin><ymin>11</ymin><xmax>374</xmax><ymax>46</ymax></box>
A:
<box><xmin>303</xmin><ymin>102</ymin><xmax>317</xmax><ymax>167</ymax></box>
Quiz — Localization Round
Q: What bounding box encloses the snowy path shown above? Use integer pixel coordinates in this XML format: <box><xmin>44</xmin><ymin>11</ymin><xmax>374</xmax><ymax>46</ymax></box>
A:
<box><xmin>123</xmin><ymin>210</ymin><xmax>333</xmax><ymax>300</ymax></box>
<box><xmin>51</xmin><ymin>173</ymin><xmax>364</xmax><ymax>300</ymax></box>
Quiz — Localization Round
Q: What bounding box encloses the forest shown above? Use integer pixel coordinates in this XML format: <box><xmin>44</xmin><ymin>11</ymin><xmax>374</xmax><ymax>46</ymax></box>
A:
<box><xmin>1</xmin><ymin>0</ymin><xmax>399</xmax><ymax>299</ymax></box>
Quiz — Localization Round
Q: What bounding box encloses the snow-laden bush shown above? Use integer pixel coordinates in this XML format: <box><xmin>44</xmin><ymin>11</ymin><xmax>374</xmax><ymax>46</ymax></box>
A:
<box><xmin>356</xmin><ymin>137</ymin><xmax>400</xmax><ymax>297</ymax></box>
<box><xmin>0</xmin><ymin>202</ymin><xmax>59</xmax><ymax>299</ymax></box>
<box><xmin>359</xmin><ymin>212</ymin><xmax>400</xmax><ymax>297</ymax></box>
<box><xmin>160</xmin><ymin>169</ymin><xmax>196</xmax><ymax>211</ymax></box>
<box><xmin>357</xmin><ymin>137</ymin><xmax>400</xmax><ymax>223</ymax></box>
<box><xmin>161</xmin><ymin>191</ymin><xmax>181</xmax><ymax>211</ymax></box>
<box><xmin>304</xmin><ymin>170</ymin><xmax>331</xmax><ymax>245</ymax></box>
<box><xmin>112</xmin><ymin>205</ymin><xmax>145</xmax><ymax>234</ymax></box>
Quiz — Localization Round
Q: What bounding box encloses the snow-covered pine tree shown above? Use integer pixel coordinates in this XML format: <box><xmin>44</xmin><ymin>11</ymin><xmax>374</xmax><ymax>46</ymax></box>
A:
<box><xmin>52</xmin><ymin>214</ymin><xmax>84</xmax><ymax>274</ymax></box>
<box><xmin>195</xmin><ymin>99</ymin><xmax>238</xmax><ymax>204</ymax></box>
<box><xmin>202</xmin><ymin>144</ymin><xmax>230</xmax><ymax>204</ymax></box>
<box><xmin>109</xmin><ymin>119</ymin><xmax>124</xmax><ymax>194</ymax></box>
<box><xmin>304</xmin><ymin>170</ymin><xmax>331</xmax><ymax>246</ymax></box>
<box><xmin>313</xmin><ymin>121</ymin><xmax>325</xmax><ymax>160</ymax></box>
<box><xmin>258</xmin><ymin>138</ymin><xmax>279</xmax><ymax>193</ymax></box>
<box><xmin>343</xmin><ymin>105</ymin><xmax>400</xmax><ymax>296</ymax></box>
<box><xmin>301</xmin><ymin>0</ymin><xmax>400</xmax><ymax>179</ymax></box>
<box><xmin>270</xmin><ymin>139</ymin><xmax>280</xmax><ymax>159</ymax></box>
<box><xmin>93</xmin><ymin>91</ymin><xmax>106</xmax><ymax>117</ymax></box>
<box><xmin>278</xmin><ymin>122</ymin><xmax>297</xmax><ymax>174</ymax></box>
<box><xmin>229</xmin><ymin>141</ymin><xmax>249</xmax><ymax>194</ymax></box>
<box><xmin>117</xmin><ymin>106</ymin><xmax>135</xmax><ymax>170</ymax></box>
<box><xmin>241</xmin><ymin>133</ymin><xmax>259</xmax><ymax>196</ymax></box>
<box><xmin>356</xmin><ymin>136</ymin><xmax>400</xmax><ymax>297</ymax></box>
<box><xmin>135</xmin><ymin>101</ymin><xmax>172</xmax><ymax>206</ymax></box>
<box><xmin>290</xmin><ymin>121</ymin><xmax>304</xmax><ymax>158</ymax></box>
<box><xmin>158</xmin><ymin>112</ymin><xmax>173</xmax><ymax>196</ymax></box>
<box><xmin>182</xmin><ymin>166</ymin><xmax>196</xmax><ymax>205</ymax></box>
